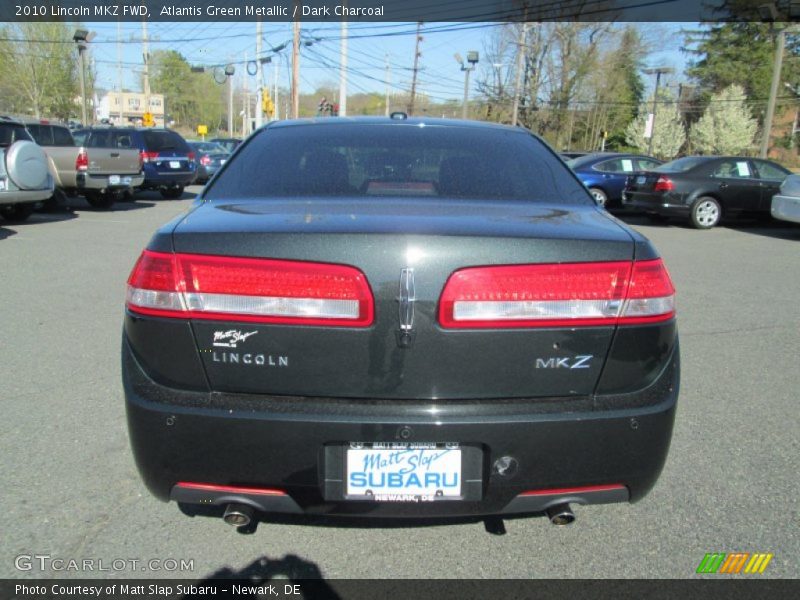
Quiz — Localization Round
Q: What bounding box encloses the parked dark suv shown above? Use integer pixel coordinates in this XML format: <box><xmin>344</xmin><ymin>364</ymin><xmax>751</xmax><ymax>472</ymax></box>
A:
<box><xmin>76</xmin><ymin>127</ymin><xmax>196</xmax><ymax>198</ymax></box>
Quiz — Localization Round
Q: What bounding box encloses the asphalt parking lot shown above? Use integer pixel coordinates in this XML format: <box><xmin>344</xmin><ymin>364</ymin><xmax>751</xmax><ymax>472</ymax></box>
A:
<box><xmin>1</xmin><ymin>188</ymin><xmax>798</xmax><ymax>580</ymax></box>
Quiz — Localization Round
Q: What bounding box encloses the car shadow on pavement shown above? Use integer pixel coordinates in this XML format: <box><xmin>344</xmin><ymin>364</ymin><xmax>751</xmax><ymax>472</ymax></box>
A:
<box><xmin>0</xmin><ymin>225</ymin><xmax>18</xmax><ymax>240</ymax></box>
<box><xmin>614</xmin><ymin>212</ymin><xmax>800</xmax><ymax>239</ymax></box>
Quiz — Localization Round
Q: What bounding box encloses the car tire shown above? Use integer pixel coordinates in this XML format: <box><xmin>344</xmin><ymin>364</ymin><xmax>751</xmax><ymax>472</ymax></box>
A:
<box><xmin>589</xmin><ymin>187</ymin><xmax>607</xmax><ymax>207</ymax></box>
<box><xmin>85</xmin><ymin>191</ymin><xmax>115</xmax><ymax>209</ymax></box>
<box><xmin>0</xmin><ymin>203</ymin><xmax>35</xmax><ymax>222</ymax></box>
<box><xmin>690</xmin><ymin>196</ymin><xmax>721</xmax><ymax>229</ymax></box>
<box><xmin>41</xmin><ymin>188</ymin><xmax>67</xmax><ymax>211</ymax></box>
<box><xmin>160</xmin><ymin>185</ymin><xmax>184</xmax><ymax>199</ymax></box>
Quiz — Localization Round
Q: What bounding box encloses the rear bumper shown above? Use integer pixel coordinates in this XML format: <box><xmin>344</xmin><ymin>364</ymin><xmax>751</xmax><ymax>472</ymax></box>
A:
<box><xmin>622</xmin><ymin>193</ymin><xmax>689</xmax><ymax>216</ymax></box>
<box><xmin>77</xmin><ymin>172</ymin><xmax>145</xmax><ymax>191</ymax></box>
<box><xmin>140</xmin><ymin>164</ymin><xmax>196</xmax><ymax>188</ymax></box>
<box><xmin>123</xmin><ymin>337</ymin><xmax>679</xmax><ymax>519</ymax></box>
<box><xmin>771</xmin><ymin>194</ymin><xmax>800</xmax><ymax>224</ymax></box>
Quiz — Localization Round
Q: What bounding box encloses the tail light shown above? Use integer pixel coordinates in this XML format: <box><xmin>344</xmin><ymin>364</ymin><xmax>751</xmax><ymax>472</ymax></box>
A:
<box><xmin>654</xmin><ymin>175</ymin><xmax>674</xmax><ymax>192</ymax></box>
<box><xmin>187</xmin><ymin>151</ymin><xmax>196</xmax><ymax>162</ymax></box>
<box><xmin>140</xmin><ymin>151</ymin><xmax>159</xmax><ymax>163</ymax></box>
<box><xmin>75</xmin><ymin>149</ymin><xmax>88</xmax><ymax>171</ymax></box>
<box><xmin>438</xmin><ymin>259</ymin><xmax>675</xmax><ymax>328</ymax></box>
<box><xmin>200</xmin><ymin>155</ymin><xmax>211</xmax><ymax>166</ymax></box>
<box><xmin>126</xmin><ymin>250</ymin><xmax>374</xmax><ymax>327</ymax></box>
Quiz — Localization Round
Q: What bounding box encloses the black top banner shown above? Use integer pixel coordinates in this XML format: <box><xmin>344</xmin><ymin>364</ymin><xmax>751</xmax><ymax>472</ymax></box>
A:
<box><xmin>1</xmin><ymin>0</ymin><xmax>798</xmax><ymax>23</ymax></box>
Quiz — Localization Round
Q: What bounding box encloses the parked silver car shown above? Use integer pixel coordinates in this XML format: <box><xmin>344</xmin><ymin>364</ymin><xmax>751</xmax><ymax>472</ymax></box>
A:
<box><xmin>0</xmin><ymin>117</ymin><xmax>54</xmax><ymax>221</ymax></box>
<box><xmin>771</xmin><ymin>173</ymin><xmax>800</xmax><ymax>224</ymax></box>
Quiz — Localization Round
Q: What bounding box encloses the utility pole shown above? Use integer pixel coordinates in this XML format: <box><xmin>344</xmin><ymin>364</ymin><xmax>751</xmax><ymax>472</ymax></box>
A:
<box><xmin>142</xmin><ymin>20</ymin><xmax>150</xmax><ymax>122</ymax></box>
<box><xmin>511</xmin><ymin>23</ymin><xmax>529</xmax><ymax>127</ymax></box>
<box><xmin>255</xmin><ymin>20</ymin><xmax>263</xmax><ymax>129</ymax></box>
<box><xmin>117</xmin><ymin>21</ymin><xmax>123</xmax><ymax>124</ymax></box>
<box><xmin>274</xmin><ymin>60</ymin><xmax>280</xmax><ymax>121</ymax></box>
<box><xmin>761</xmin><ymin>27</ymin><xmax>786</xmax><ymax>158</ymax></box>
<box><xmin>644</xmin><ymin>67</ymin><xmax>674</xmax><ymax>157</ymax></box>
<box><xmin>292</xmin><ymin>19</ymin><xmax>300</xmax><ymax>119</ymax></box>
<box><xmin>339</xmin><ymin>19</ymin><xmax>348</xmax><ymax>116</ymax></box>
<box><xmin>408</xmin><ymin>22</ymin><xmax>422</xmax><ymax>116</ymax></box>
<box><xmin>243</xmin><ymin>52</ymin><xmax>249</xmax><ymax>136</ymax></box>
<box><xmin>385</xmin><ymin>54</ymin><xmax>391</xmax><ymax>116</ymax></box>
<box><xmin>228</xmin><ymin>63</ymin><xmax>234</xmax><ymax>134</ymax></box>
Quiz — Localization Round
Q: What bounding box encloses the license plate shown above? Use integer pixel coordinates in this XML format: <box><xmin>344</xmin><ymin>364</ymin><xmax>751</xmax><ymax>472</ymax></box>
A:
<box><xmin>109</xmin><ymin>175</ymin><xmax>120</xmax><ymax>185</ymax></box>
<box><xmin>636</xmin><ymin>175</ymin><xmax>646</xmax><ymax>184</ymax></box>
<box><xmin>122</xmin><ymin>176</ymin><xmax>132</xmax><ymax>185</ymax></box>
<box><xmin>346</xmin><ymin>442</ymin><xmax>461</xmax><ymax>501</ymax></box>
<box><xmin>169</xmin><ymin>161</ymin><xmax>181</xmax><ymax>169</ymax></box>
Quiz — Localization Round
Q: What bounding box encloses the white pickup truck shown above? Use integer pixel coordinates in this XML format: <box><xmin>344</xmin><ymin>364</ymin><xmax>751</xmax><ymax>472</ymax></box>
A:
<box><xmin>0</xmin><ymin>117</ymin><xmax>54</xmax><ymax>222</ymax></box>
<box><xmin>24</xmin><ymin>121</ymin><xmax>144</xmax><ymax>209</ymax></box>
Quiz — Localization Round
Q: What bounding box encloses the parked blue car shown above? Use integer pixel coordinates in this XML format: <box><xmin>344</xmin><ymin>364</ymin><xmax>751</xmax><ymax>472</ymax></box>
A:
<box><xmin>567</xmin><ymin>153</ymin><xmax>663</xmax><ymax>209</ymax></box>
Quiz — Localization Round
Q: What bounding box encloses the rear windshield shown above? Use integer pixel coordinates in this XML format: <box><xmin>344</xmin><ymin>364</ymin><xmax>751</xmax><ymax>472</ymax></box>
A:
<box><xmin>566</xmin><ymin>154</ymin><xmax>603</xmax><ymax>169</ymax></box>
<box><xmin>143</xmin><ymin>130</ymin><xmax>189</xmax><ymax>153</ymax></box>
<box><xmin>190</xmin><ymin>142</ymin><xmax>227</xmax><ymax>154</ymax></box>
<box><xmin>0</xmin><ymin>123</ymin><xmax>33</xmax><ymax>146</ymax></box>
<box><xmin>655</xmin><ymin>157</ymin><xmax>709</xmax><ymax>173</ymax></box>
<box><xmin>206</xmin><ymin>124</ymin><xmax>592</xmax><ymax>204</ymax></box>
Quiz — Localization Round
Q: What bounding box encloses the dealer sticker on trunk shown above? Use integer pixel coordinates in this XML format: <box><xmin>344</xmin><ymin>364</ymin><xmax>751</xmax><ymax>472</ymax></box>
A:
<box><xmin>346</xmin><ymin>442</ymin><xmax>461</xmax><ymax>501</ymax></box>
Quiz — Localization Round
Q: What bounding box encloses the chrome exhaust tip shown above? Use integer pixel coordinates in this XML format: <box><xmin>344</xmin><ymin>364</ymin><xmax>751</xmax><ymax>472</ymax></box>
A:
<box><xmin>222</xmin><ymin>503</ymin><xmax>254</xmax><ymax>527</ymax></box>
<box><xmin>546</xmin><ymin>503</ymin><xmax>575</xmax><ymax>526</ymax></box>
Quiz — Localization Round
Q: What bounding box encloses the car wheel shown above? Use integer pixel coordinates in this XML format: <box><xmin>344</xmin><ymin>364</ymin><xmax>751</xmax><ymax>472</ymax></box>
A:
<box><xmin>589</xmin><ymin>187</ymin><xmax>607</xmax><ymax>207</ymax></box>
<box><xmin>690</xmin><ymin>196</ymin><xmax>721</xmax><ymax>229</ymax></box>
<box><xmin>0</xmin><ymin>203</ymin><xmax>35</xmax><ymax>222</ymax></box>
<box><xmin>84</xmin><ymin>191</ymin><xmax>115</xmax><ymax>209</ymax></box>
<box><xmin>160</xmin><ymin>185</ymin><xmax>184</xmax><ymax>199</ymax></box>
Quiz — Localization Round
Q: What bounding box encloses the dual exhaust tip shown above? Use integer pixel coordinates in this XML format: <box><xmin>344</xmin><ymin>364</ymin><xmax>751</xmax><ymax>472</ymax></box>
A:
<box><xmin>223</xmin><ymin>503</ymin><xmax>254</xmax><ymax>528</ymax></box>
<box><xmin>546</xmin><ymin>503</ymin><xmax>575</xmax><ymax>526</ymax></box>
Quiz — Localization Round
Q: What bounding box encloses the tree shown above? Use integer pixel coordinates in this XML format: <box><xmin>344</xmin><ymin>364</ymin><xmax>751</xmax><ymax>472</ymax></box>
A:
<box><xmin>625</xmin><ymin>92</ymin><xmax>686</xmax><ymax>159</ymax></box>
<box><xmin>149</xmin><ymin>50</ymin><xmax>224</xmax><ymax>131</ymax></box>
<box><xmin>684</xmin><ymin>23</ymin><xmax>800</xmax><ymax>118</ymax></box>
<box><xmin>0</xmin><ymin>22</ymin><xmax>79</xmax><ymax>119</ymax></box>
<box><xmin>690</xmin><ymin>85</ymin><xmax>758</xmax><ymax>155</ymax></box>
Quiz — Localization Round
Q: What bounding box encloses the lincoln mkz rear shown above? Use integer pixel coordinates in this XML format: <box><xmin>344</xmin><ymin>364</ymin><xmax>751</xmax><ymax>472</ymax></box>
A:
<box><xmin>122</xmin><ymin>118</ymin><xmax>679</xmax><ymax>528</ymax></box>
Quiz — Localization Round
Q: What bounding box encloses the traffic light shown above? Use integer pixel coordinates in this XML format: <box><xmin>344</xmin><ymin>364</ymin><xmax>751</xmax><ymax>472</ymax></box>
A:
<box><xmin>262</xmin><ymin>88</ymin><xmax>275</xmax><ymax>118</ymax></box>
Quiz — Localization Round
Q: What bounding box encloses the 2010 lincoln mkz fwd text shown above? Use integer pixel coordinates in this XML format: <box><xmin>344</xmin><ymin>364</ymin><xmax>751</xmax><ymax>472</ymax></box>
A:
<box><xmin>122</xmin><ymin>116</ymin><xmax>679</xmax><ymax>528</ymax></box>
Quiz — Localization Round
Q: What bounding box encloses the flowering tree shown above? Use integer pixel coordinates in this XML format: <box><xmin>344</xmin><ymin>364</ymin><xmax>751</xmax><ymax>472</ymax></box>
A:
<box><xmin>690</xmin><ymin>85</ymin><xmax>758</xmax><ymax>155</ymax></box>
<box><xmin>625</xmin><ymin>94</ymin><xmax>686</xmax><ymax>159</ymax></box>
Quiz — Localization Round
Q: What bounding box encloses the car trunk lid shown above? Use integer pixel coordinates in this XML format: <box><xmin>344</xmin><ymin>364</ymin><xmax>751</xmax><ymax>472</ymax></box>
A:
<box><xmin>161</xmin><ymin>198</ymin><xmax>638</xmax><ymax>400</ymax></box>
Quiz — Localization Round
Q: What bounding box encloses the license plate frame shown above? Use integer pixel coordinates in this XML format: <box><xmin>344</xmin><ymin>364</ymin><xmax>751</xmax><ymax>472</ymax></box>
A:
<box><xmin>636</xmin><ymin>175</ymin><xmax>646</xmax><ymax>184</ymax></box>
<box><xmin>108</xmin><ymin>175</ymin><xmax>120</xmax><ymax>185</ymax></box>
<box><xmin>169</xmin><ymin>160</ymin><xmax>181</xmax><ymax>169</ymax></box>
<box><xmin>344</xmin><ymin>442</ymin><xmax>463</xmax><ymax>502</ymax></box>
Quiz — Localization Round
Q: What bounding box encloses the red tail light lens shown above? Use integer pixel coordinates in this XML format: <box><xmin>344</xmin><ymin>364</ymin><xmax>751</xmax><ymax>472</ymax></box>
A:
<box><xmin>140</xmin><ymin>151</ymin><xmax>159</xmax><ymax>163</ymax></box>
<box><xmin>75</xmin><ymin>149</ymin><xmax>88</xmax><ymax>171</ymax></box>
<box><xmin>126</xmin><ymin>250</ymin><xmax>374</xmax><ymax>327</ymax></box>
<box><xmin>654</xmin><ymin>175</ymin><xmax>674</xmax><ymax>192</ymax></box>
<box><xmin>187</xmin><ymin>151</ymin><xmax>196</xmax><ymax>162</ymax></box>
<box><xmin>438</xmin><ymin>259</ymin><xmax>675</xmax><ymax>328</ymax></box>
<box><xmin>200</xmin><ymin>155</ymin><xmax>211</xmax><ymax>166</ymax></box>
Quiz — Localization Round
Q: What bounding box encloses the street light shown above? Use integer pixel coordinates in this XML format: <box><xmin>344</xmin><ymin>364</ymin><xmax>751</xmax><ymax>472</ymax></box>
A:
<box><xmin>73</xmin><ymin>29</ymin><xmax>96</xmax><ymax>126</ymax></box>
<box><xmin>758</xmin><ymin>2</ymin><xmax>786</xmax><ymax>158</ymax></box>
<box><xmin>455</xmin><ymin>51</ymin><xmax>479</xmax><ymax>119</ymax></box>
<box><xmin>643</xmin><ymin>66</ymin><xmax>675</xmax><ymax>157</ymax></box>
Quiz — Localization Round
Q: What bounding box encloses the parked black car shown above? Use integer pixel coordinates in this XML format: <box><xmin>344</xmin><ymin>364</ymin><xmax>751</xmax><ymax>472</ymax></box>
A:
<box><xmin>623</xmin><ymin>156</ymin><xmax>790</xmax><ymax>229</ymax></box>
<box><xmin>187</xmin><ymin>141</ymin><xmax>229</xmax><ymax>184</ymax></box>
<box><xmin>123</xmin><ymin>117</ymin><xmax>679</xmax><ymax>528</ymax></box>
<box><xmin>74</xmin><ymin>127</ymin><xmax>196</xmax><ymax>198</ymax></box>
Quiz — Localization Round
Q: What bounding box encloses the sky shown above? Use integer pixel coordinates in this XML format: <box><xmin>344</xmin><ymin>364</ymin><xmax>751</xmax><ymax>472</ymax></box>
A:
<box><xmin>79</xmin><ymin>21</ymin><xmax>691</xmax><ymax>105</ymax></box>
